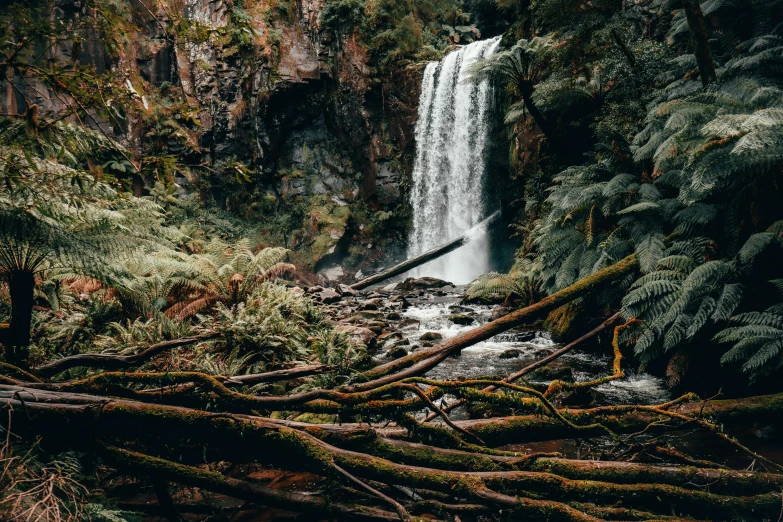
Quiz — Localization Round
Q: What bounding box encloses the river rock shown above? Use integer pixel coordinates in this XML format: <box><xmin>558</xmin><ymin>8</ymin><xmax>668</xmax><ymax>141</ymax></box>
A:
<box><xmin>490</xmin><ymin>306</ymin><xmax>513</xmax><ymax>321</ymax></box>
<box><xmin>361</xmin><ymin>298</ymin><xmax>384</xmax><ymax>310</ymax></box>
<box><xmin>389</xmin><ymin>295</ymin><xmax>410</xmax><ymax>309</ymax></box>
<box><xmin>382</xmin><ymin>283</ymin><xmax>398</xmax><ymax>292</ymax></box>
<box><xmin>319</xmin><ymin>265</ymin><xmax>344</xmax><ymax>282</ymax></box>
<box><xmin>335</xmin><ymin>325</ymin><xmax>377</xmax><ymax>348</ymax></box>
<box><xmin>386</xmin><ymin>312</ymin><xmax>401</xmax><ymax>320</ymax></box>
<box><xmin>449</xmin><ymin>313</ymin><xmax>475</xmax><ymax>326</ymax></box>
<box><xmin>499</xmin><ymin>349</ymin><xmax>523</xmax><ymax>359</ymax></box>
<box><xmin>337</xmin><ymin>284</ymin><xmax>360</xmax><ymax>297</ymax></box>
<box><xmin>319</xmin><ymin>288</ymin><xmax>341</xmax><ymax>304</ymax></box>
<box><xmin>515</xmin><ymin>331</ymin><xmax>537</xmax><ymax>342</ymax></box>
<box><xmin>531</xmin><ymin>366</ymin><xmax>573</xmax><ymax>381</ymax></box>
<box><xmin>356</xmin><ymin>310</ymin><xmax>384</xmax><ymax>320</ymax></box>
<box><xmin>378</xmin><ymin>330</ymin><xmax>402</xmax><ymax>342</ymax></box>
<box><xmin>398</xmin><ymin>277</ymin><xmax>454</xmax><ymax>290</ymax></box>
<box><xmin>420</xmin><ymin>331</ymin><xmax>443</xmax><ymax>342</ymax></box>
<box><xmin>386</xmin><ymin>346</ymin><xmax>408</xmax><ymax>359</ymax></box>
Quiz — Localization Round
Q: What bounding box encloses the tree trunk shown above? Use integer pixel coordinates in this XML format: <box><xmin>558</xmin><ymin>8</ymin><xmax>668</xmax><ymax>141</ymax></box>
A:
<box><xmin>7</xmin><ymin>270</ymin><xmax>34</xmax><ymax>364</ymax></box>
<box><xmin>520</xmin><ymin>82</ymin><xmax>559</xmax><ymax>144</ymax></box>
<box><xmin>682</xmin><ymin>0</ymin><xmax>717</xmax><ymax>86</ymax></box>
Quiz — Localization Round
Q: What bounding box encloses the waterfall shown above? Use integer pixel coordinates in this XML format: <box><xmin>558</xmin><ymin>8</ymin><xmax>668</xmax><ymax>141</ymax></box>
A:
<box><xmin>407</xmin><ymin>36</ymin><xmax>501</xmax><ymax>285</ymax></box>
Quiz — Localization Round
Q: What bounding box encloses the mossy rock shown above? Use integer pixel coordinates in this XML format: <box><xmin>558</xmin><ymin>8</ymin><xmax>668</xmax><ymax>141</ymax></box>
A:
<box><xmin>448</xmin><ymin>313</ymin><xmax>475</xmax><ymax>326</ymax></box>
<box><xmin>530</xmin><ymin>366</ymin><xmax>573</xmax><ymax>381</ymax></box>
<box><xmin>543</xmin><ymin>302</ymin><xmax>582</xmax><ymax>342</ymax></box>
<box><xmin>419</xmin><ymin>331</ymin><xmax>443</xmax><ymax>342</ymax></box>
<box><xmin>386</xmin><ymin>346</ymin><xmax>408</xmax><ymax>359</ymax></box>
<box><xmin>297</xmin><ymin>195</ymin><xmax>351</xmax><ymax>270</ymax></box>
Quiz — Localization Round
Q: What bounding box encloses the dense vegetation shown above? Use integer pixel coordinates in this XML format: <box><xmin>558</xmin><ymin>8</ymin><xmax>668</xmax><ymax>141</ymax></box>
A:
<box><xmin>468</xmin><ymin>0</ymin><xmax>783</xmax><ymax>387</ymax></box>
<box><xmin>1</xmin><ymin>0</ymin><xmax>783</xmax><ymax>520</ymax></box>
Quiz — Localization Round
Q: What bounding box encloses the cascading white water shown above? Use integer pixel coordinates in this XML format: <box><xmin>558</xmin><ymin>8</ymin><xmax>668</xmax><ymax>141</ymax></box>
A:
<box><xmin>407</xmin><ymin>36</ymin><xmax>501</xmax><ymax>284</ymax></box>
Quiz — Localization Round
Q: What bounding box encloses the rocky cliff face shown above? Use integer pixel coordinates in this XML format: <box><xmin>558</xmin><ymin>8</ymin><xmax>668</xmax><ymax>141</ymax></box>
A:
<box><xmin>2</xmin><ymin>0</ymin><xmax>424</xmax><ymax>279</ymax></box>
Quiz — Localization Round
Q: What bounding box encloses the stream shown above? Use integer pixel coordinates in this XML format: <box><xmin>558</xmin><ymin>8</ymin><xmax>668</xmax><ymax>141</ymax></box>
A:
<box><xmin>371</xmin><ymin>285</ymin><xmax>670</xmax><ymax>414</ymax></box>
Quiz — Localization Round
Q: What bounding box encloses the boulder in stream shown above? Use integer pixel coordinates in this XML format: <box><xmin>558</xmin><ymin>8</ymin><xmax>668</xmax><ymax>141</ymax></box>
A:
<box><xmin>389</xmin><ymin>295</ymin><xmax>410</xmax><ymax>309</ymax></box>
<box><xmin>337</xmin><ymin>284</ymin><xmax>360</xmax><ymax>297</ymax></box>
<box><xmin>386</xmin><ymin>346</ymin><xmax>408</xmax><ymax>359</ymax></box>
<box><xmin>398</xmin><ymin>277</ymin><xmax>454</xmax><ymax>290</ymax></box>
<box><xmin>420</xmin><ymin>331</ymin><xmax>443</xmax><ymax>342</ymax></box>
<box><xmin>499</xmin><ymin>349</ymin><xmax>523</xmax><ymax>359</ymax></box>
<box><xmin>335</xmin><ymin>325</ymin><xmax>377</xmax><ymax>348</ymax></box>
<box><xmin>319</xmin><ymin>288</ymin><xmax>341</xmax><ymax>304</ymax></box>
<box><xmin>448</xmin><ymin>313</ymin><xmax>475</xmax><ymax>326</ymax></box>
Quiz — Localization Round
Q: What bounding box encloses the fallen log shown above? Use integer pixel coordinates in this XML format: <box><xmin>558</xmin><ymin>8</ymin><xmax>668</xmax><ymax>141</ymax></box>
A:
<box><xmin>350</xmin><ymin>211</ymin><xmax>500</xmax><ymax>290</ymax></box>
<box><xmin>525</xmin><ymin>458</ymin><xmax>783</xmax><ymax>498</ymax></box>
<box><xmin>441</xmin><ymin>392</ymin><xmax>783</xmax><ymax>446</ymax></box>
<box><xmin>6</xmin><ymin>386</ymin><xmax>764</xmax><ymax>520</ymax></box>
<box><xmin>256</xmin><ymin>391</ymin><xmax>783</xmax><ymax>448</ymax></box>
<box><xmin>32</xmin><ymin>332</ymin><xmax>219</xmax><ymax>378</ymax></box>
<box><xmin>345</xmin><ymin>255</ymin><xmax>639</xmax><ymax>392</ymax></box>
<box><xmin>99</xmin><ymin>445</ymin><xmax>405</xmax><ymax>521</ymax></box>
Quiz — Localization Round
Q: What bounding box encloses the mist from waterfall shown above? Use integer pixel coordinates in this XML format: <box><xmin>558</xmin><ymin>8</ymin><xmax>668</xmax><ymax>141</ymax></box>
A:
<box><xmin>407</xmin><ymin>36</ymin><xmax>501</xmax><ymax>285</ymax></box>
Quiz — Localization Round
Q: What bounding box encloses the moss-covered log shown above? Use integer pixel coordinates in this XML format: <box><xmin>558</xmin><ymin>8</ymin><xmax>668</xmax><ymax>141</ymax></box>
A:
<box><xmin>3</xmin><ymin>386</ymin><xmax>782</xmax><ymax>521</ymax></box>
<box><xmin>526</xmin><ymin>458</ymin><xmax>783</xmax><ymax>498</ymax></box>
<box><xmin>99</xmin><ymin>444</ymin><xmax>406</xmax><ymax>521</ymax></box>
<box><xmin>431</xmin><ymin>392</ymin><xmax>783</xmax><ymax>446</ymax></box>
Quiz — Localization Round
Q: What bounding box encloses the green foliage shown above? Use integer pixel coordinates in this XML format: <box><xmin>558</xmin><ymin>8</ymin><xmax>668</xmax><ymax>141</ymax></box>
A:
<box><xmin>112</xmin><ymin>238</ymin><xmax>293</xmax><ymax>319</ymax></box>
<box><xmin>486</xmin><ymin>2</ymin><xmax>783</xmax><ymax>382</ymax></box>
<box><xmin>320</xmin><ymin>0</ymin><xmax>366</xmax><ymax>37</ymax></box>
<box><xmin>0</xmin><ymin>132</ymin><xmax>170</xmax><ymax>279</ymax></box>
<box><xmin>467</xmin><ymin>256</ymin><xmax>541</xmax><ymax>303</ymax></box>
<box><xmin>192</xmin><ymin>283</ymin><xmax>363</xmax><ymax>374</ymax></box>
<box><xmin>716</xmin><ymin>278</ymin><xmax>783</xmax><ymax>380</ymax></box>
<box><xmin>469</xmin><ymin>36</ymin><xmax>554</xmax><ymax>121</ymax></box>
<box><xmin>320</xmin><ymin>0</ymin><xmax>469</xmax><ymax>72</ymax></box>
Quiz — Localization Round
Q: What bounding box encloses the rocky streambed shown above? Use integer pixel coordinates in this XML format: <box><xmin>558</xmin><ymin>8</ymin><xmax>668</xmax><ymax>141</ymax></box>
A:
<box><xmin>305</xmin><ymin>277</ymin><xmax>670</xmax><ymax>415</ymax></box>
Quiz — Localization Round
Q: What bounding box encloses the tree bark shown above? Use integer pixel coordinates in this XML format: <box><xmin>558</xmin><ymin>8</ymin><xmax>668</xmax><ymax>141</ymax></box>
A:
<box><xmin>519</xmin><ymin>82</ymin><xmax>559</xmax><ymax>144</ymax></box>
<box><xmin>682</xmin><ymin>0</ymin><xmax>718</xmax><ymax>86</ymax></box>
<box><xmin>8</xmin><ymin>270</ymin><xmax>34</xmax><ymax>364</ymax></box>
